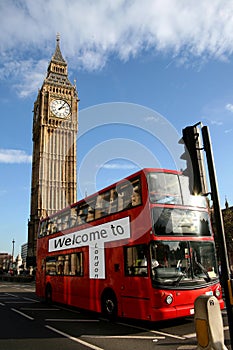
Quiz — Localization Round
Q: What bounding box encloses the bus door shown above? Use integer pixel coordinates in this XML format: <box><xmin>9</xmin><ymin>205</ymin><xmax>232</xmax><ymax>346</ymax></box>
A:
<box><xmin>121</xmin><ymin>244</ymin><xmax>151</xmax><ymax>319</ymax></box>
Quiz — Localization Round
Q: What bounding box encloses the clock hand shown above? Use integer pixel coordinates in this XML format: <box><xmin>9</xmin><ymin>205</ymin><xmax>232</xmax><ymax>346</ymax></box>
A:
<box><xmin>58</xmin><ymin>102</ymin><xmax>66</xmax><ymax>110</ymax></box>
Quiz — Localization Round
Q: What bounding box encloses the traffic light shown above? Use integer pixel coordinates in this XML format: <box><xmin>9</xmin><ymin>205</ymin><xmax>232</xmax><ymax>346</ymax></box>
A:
<box><xmin>180</xmin><ymin>125</ymin><xmax>207</xmax><ymax>195</ymax></box>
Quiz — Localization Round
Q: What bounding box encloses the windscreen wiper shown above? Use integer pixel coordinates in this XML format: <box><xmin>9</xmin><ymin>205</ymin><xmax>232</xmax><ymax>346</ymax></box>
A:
<box><xmin>193</xmin><ymin>251</ymin><xmax>211</xmax><ymax>282</ymax></box>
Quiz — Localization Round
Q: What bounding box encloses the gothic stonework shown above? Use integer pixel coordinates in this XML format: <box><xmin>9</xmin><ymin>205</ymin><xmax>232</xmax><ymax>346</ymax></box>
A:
<box><xmin>27</xmin><ymin>36</ymin><xmax>78</xmax><ymax>265</ymax></box>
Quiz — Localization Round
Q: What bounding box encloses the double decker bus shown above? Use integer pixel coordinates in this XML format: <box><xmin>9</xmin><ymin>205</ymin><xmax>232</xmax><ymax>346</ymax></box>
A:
<box><xmin>36</xmin><ymin>168</ymin><xmax>224</xmax><ymax>321</ymax></box>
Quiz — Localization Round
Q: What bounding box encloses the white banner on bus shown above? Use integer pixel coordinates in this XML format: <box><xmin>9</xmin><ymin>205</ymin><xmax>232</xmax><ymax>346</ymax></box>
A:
<box><xmin>89</xmin><ymin>242</ymin><xmax>105</xmax><ymax>279</ymax></box>
<box><xmin>48</xmin><ymin>216</ymin><xmax>130</xmax><ymax>279</ymax></box>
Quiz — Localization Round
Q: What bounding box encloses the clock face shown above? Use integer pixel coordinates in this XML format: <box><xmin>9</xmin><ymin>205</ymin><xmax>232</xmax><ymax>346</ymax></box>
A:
<box><xmin>50</xmin><ymin>99</ymin><xmax>71</xmax><ymax>118</ymax></box>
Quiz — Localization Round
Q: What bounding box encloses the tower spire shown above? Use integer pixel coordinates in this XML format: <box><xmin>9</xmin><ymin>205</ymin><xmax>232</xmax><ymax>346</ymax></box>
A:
<box><xmin>52</xmin><ymin>33</ymin><xmax>66</xmax><ymax>63</ymax></box>
<box><xmin>45</xmin><ymin>34</ymin><xmax>72</xmax><ymax>85</ymax></box>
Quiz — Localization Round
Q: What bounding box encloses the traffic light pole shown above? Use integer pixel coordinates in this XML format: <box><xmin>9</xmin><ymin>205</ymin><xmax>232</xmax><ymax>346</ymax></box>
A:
<box><xmin>202</xmin><ymin>125</ymin><xmax>233</xmax><ymax>349</ymax></box>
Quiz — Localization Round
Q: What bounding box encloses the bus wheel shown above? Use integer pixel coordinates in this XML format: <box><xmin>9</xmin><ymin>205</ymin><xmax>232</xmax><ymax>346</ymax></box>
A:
<box><xmin>45</xmin><ymin>284</ymin><xmax>52</xmax><ymax>304</ymax></box>
<box><xmin>101</xmin><ymin>291</ymin><xmax>118</xmax><ymax>320</ymax></box>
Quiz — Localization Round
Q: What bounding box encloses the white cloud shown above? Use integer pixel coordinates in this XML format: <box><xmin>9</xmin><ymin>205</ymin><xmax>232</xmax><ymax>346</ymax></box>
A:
<box><xmin>210</xmin><ymin>120</ymin><xmax>223</xmax><ymax>126</ymax></box>
<box><xmin>1</xmin><ymin>0</ymin><xmax>233</xmax><ymax>96</ymax></box>
<box><xmin>14</xmin><ymin>60</ymin><xmax>47</xmax><ymax>98</ymax></box>
<box><xmin>0</xmin><ymin>149</ymin><xmax>32</xmax><ymax>164</ymax></box>
<box><xmin>0</xmin><ymin>57</ymin><xmax>47</xmax><ymax>97</ymax></box>
<box><xmin>225</xmin><ymin>103</ymin><xmax>233</xmax><ymax>113</ymax></box>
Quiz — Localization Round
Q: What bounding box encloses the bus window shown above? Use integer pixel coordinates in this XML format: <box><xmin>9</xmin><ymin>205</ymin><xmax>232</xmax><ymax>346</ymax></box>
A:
<box><xmin>69</xmin><ymin>208</ymin><xmax>77</xmax><ymax>228</ymax></box>
<box><xmin>180</xmin><ymin>176</ymin><xmax>207</xmax><ymax>207</ymax></box>
<box><xmin>95</xmin><ymin>190</ymin><xmax>118</xmax><ymax>218</ymax></box>
<box><xmin>77</xmin><ymin>205</ymin><xmax>88</xmax><ymax>224</ymax></box>
<box><xmin>86</xmin><ymin>206</ymin><xmax>95</xmax><ymax>222</ymax></box>
<box><xmin>87</xmin><ymin>198</ymin><xmax>96</xmax><ymax>222</ymax></box>
<box><xmin>190</xmin><ymin>242</ymin><xmax>218</xmax><ymax>280</ymax></box>
<box><xmin>124</xmin><ymin>244</ymin><xmax>148</xmax><ymax>276</ymax></box>
<box><xmin>131</xmin><ymin>185</ymin><xmax>141</xmax><ymax>206</ymax></box>
<box><xmin>71</xmin><ymin>252</ymin><xmax>83</xmax><ymax>276</ymax></box>
<box><xmin>109</xmin><ymin>189</ymin><xmax>118</xmax><ymax>213</ymax></box>
<box><xmin>39</xmin><ymin>220</ymin><xmax>47</xmax><ymax>237</ymax></box>
<box><xmin>56</xmin><ymin>216</ymin><xmax>62</xmax><ymax>232</ymax></box>
<box><xmin>117</xmin><ymin>177</ymin><xmax>141</xmax><ymax>211</ymax></box>
<box><xmin>98</xmin><ymin>192</ymin><xmax>111</xmax><ymax>217</ymax></box>
<box><xmin>61</xmin><ymin>213</ymin><xmax>70</xmax><ymax>230</ymax></box>
<box><xmin>117</xmin><ymin>182</ymin><xmax>132</xmax><ymax>210</ymax></box>
<box><xmin>63</xmin><ymin>255</ymin><xmax>70</xmax><ymax>275</ymax></box>
<box><xmin>45</xmin><ymin>252</ymin><xmax>83</xmax><ymax>276</ymax></box>
<box><xmin>57</xmin><ymin>255</ymin><xmax>65</xmax><ymax>274</ymax></box>
<box><xmin>46</xmin><ymin>256</ymin><xmax>57</xmax><ymax>275</ymax></box>
<box><xmin>151</xmin><ymin>207</ymin><xmax>212</xmax><ymax>236</ymax></box>
<box><xmin>95</xmin><ymin>194</ymin><xmax>104</xmax><ymax>219</ymax></box>
<box><xmin>50</xmin><ymin>220</ymin><xmax>57</xmax><ymax>234</ymax></box>
<box><xmin>150</xmin><ymin>241</ymin><xmax>218</xmax><ymax>286</ymax></box>
<box><xmin>148</xmin><ymin>172</ymin><xmax>182</xmax><ymax>204</ymax></box>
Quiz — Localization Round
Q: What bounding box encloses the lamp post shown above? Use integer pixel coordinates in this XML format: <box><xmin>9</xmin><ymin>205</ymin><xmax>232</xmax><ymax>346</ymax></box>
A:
<box><xmin>12</xmin><ymin>239</ymin><xmax>15</xmax><ymax>269</ymax></box>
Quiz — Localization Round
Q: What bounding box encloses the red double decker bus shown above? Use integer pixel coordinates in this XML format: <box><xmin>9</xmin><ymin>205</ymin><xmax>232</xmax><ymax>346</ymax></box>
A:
<box><xmin>36</xmin><ymin>168</ymin><xmax>224</xmax><ymax>321</ymax></box>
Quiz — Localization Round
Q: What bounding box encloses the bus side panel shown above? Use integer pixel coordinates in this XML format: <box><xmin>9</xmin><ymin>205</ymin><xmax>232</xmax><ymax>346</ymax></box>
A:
<box><xmin>68</xmin><ymin>277</ymin><xmax>101</xmax><ymax>312</ymax></box>
<box><xmin>120</xmin><ymin>277</ymin><xmax>152</xmax><ymax>320</ymax></box>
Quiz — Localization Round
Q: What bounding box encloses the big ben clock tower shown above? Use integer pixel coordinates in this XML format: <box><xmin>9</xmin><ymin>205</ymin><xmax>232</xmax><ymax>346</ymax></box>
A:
<box><xmin>27</xmin><ymin>35</ymin><xmax>78</xmax><ymax>265</ymax></box>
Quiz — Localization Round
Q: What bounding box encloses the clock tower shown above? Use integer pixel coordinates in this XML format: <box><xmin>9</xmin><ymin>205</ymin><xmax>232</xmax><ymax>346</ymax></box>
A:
<box><xmin>27</xmin><ymin>35</ymin><xmax>78</xmax><ymax>265</ymax></box>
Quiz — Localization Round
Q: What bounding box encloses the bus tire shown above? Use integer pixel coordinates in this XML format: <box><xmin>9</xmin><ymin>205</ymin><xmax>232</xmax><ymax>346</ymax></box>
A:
<box><xmin>45</xmin><ymin>284</ymin><xmax>52</xmax><ymax>304</ymax></box>
<box><xmin>101</xmin><ymin>290</ymin><xmax>118</xmax><ymax>320</ymax></box>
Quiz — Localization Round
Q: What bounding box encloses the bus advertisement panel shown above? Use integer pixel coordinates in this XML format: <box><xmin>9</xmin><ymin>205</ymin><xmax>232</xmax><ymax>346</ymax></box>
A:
<box><xmin>36</xmin><ymin>168</ymin><xmax>224</xmax><ymax>321</ymax></box>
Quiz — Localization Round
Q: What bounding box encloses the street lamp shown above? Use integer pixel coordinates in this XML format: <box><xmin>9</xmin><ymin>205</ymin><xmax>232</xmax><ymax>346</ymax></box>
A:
<box><xmin>12</xmin><ymin>238</ymin><xmax>15</xmax><ymax>267</ymax></box>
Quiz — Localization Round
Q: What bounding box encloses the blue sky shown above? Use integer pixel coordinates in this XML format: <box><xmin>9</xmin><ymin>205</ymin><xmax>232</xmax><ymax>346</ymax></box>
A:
<box><xmin>1</xmin><ymin>0</ymin><xmax>233</xmax><ymax>256</ymax></box>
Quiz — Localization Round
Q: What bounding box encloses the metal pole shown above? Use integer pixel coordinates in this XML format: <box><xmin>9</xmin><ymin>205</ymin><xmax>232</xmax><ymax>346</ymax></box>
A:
<box><xmin>12</xmin><ymin>238</ymin><xmax>15</xmax><ymax>273</ymax></box>
<box><xmin>202</xmin><ymin>125</ymin><xmax>233</xmax><ymax>349</ymax></box>
<box><xmin>12</xmin><ymin>239</ymin><xmax>15</xmax><ymax>261</ymax></box>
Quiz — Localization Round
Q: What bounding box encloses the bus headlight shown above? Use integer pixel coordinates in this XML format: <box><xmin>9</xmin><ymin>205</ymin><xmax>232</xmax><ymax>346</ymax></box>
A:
<box><xmin>165</xmin><ymin>294</ymin><xmax>173</xmax><ymax>305</ymax></box>
<box><xmin>215</xmin><ymin>287</ymin><xmax>221</xmax><ymax>298</ymax></box>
